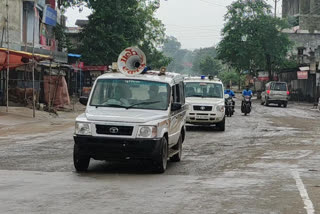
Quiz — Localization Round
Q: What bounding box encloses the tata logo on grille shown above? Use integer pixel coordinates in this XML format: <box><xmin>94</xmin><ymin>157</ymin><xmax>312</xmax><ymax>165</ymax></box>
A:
<box><xmin>200</xmin><ymin>106</ymin><xmax>206</xmax><ymax>110</ymax></box>
<box><xmin>109</xmin><ymin>127</ymin><xmax>119</xmax><ymax>134</ymax></box>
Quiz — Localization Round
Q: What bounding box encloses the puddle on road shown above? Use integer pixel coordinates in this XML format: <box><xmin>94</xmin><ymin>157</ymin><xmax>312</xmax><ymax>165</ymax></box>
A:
<box><xmin>260</xmin><ymin>150</ymin><xmax>313</xmax><ymax>160</ymax></box>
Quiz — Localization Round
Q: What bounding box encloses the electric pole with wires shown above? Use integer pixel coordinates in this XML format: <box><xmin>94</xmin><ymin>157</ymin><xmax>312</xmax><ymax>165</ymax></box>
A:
<box><xmin>273</xmin><ymin>0</ymin><xmax>280</xmax><ymax>18</ymax></box>
<box><xmin>5</xmin><ymin>0</ymin><xmax>9</xmax><ymax>113</ymax></box>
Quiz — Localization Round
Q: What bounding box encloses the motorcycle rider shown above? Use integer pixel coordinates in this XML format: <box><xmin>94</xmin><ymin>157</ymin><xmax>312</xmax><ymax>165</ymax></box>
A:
<box><xmin>242</xmin><ymin>85</ymin><xmax>253</xmax><ymax>108</ymax></box>
<box><xmin>224</xmin><ymin>84</ymin><xmax>235</xmax><ymax>111</ymax></box>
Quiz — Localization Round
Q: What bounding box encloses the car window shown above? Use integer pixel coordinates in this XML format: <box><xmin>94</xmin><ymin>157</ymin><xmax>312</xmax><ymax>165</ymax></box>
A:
<box><xmin>179</xmin><ymin>82</ymin><xmax>185</xmax><ymax>104</ymax></box>
<box><xmin>185</xmin><ymin>82</ymin><xmax>223</xmax><ymax>98</ymax></box>
<box><xmin>90</xmin><ymin>79</ymin><xmax>170</xmax><ymax>110</ymax></box>
<box><xmin>172</xmin><ymin>84</ymin><xmax>181</xmax><ymax>103</ymax></box>
<box><xmin>271</xmin><ymin>83</ymin><xmax>287</xmax><ymax>91</ymax></box>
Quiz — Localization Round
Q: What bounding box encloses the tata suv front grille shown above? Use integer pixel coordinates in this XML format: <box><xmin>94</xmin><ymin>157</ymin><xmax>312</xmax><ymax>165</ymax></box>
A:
<box><xmin>96</xmin><ymin>125</ymin><xmax>134</xmax><ymax>136</ymax></box>
<box><xmin>193</xmin><ymin>106</ymin><xmax>212</xmax><ymax>111</ymax></box>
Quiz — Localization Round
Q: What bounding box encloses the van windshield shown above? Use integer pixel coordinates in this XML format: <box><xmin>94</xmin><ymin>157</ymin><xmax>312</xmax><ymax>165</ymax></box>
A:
<box><xmin>185</xmin><ymin>82</ymin><xmax>223</xmax><ymax>98</ymax></box>
<box><xmin>90</xmin><ymin>79</ymin><xmax>169</xmax><ymax>110</ymax></box>
<box><xmin>271</xmin><ymin>82</ymin><xmax>287</xmax><ymax>91</ymax></box>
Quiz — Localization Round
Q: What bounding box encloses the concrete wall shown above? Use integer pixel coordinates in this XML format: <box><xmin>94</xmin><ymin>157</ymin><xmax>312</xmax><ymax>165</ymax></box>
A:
<box><xmin>282</xmin><ymin>0</ymin><xmax>320</xmax><ymax>31</ymax></box>
<box><xmin>284</xmin><ymin>31</ymin><xmax>320</xmax><ymax>62</ymax></box>
<box><xmin>282</xmin><ymin>0</ymin><xmax>300</xmax><ymax>17</ymax></box>
<box><xmin>0</xmin><ymin>0</ymin><xmax>23</xmax><ymax>51</ymax></box>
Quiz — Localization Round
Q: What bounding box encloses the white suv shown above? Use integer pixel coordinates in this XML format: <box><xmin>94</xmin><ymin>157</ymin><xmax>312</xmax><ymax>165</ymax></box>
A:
<box><xmin>184</xmin><ymin>76</ymin><xmax>225</xmax><ymax>131</ymax></box>
<box><xmin>74</xmin><ymin>70</ymin><xmax>187</xmax><ymax>173</ymax></box>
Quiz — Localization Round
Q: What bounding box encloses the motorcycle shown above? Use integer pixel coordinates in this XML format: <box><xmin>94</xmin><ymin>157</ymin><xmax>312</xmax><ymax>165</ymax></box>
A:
<box><xmin>224</xmin><ymin>94</ymin><xmax>234</xmax><ymax>117</ymax></box>
<box><xmin>241</xmin><ymin>95</ymin><xmax>251</xmax><ymax>116</ymax></box>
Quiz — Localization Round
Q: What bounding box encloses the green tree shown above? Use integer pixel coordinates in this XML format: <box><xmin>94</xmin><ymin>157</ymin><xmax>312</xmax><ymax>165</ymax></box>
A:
<box><xmin>57</xmin><ymin>0</ymin><xmax>89</xmax><ymax>9</ymax></box>
<box><xmin>192</xmin><ymin>47</ymin><xmax>217</xmax><ymax>74</ymax></box>
<box><xmin>53</xmin><ymin>24</ymin><xmax>68</xmax><ymax>51</ymax></box>
<box><xmin>217</xmin><ymin>0</ymin><xmax>292</xmax><ymax>81</ymax></box>
<box><xmin>162</xmin><ymin>36</ymin><xmax>193</xmax><ymax>73</ymax></box>
<box><xmin>199</xmin><ymin>56</ymin><xmax>223</xmax><ymax>76</ymax></box>
<box><xmin>163</xmin><ymin>36</ymin><xmax>181</xmax><ymax>55</ymax></box>
<box><xmin>77</xmin><ymin>0</ymin><xmax>168</xmax><ymax>67</ymax></box>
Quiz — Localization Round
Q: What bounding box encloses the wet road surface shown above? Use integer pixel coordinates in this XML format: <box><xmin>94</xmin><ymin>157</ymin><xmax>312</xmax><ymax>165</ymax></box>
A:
<box><xmin>0</xmin><ymin>101</ymin><xmax>319</xmax><ymax>214</ymax></box>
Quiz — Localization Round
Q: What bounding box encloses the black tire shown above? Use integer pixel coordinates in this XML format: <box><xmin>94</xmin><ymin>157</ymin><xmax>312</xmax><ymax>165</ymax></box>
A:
<box><xmin>170</xmin><ymin>135</ymin><xmax>182</xmax><ymax>162</ymax></box>
<box><xmin>73</xmin><ymin>144</ymin><xmax>90</xmax><ymax>172</ymax></box>
<box><xmin>261</xmin><ymin>101</ymin><xmax>264</xmax><ymax>105</ymax></box>
<box><xmin>283</xmin><ymin>102</ymin><xmax>287</xmax><ymax>108</ymax></box>
<box><xmin>278</xmin><ymin>103</ymin><xmax>281</xmax><ymax>107</ymax></box>
<box><xmin>154</xmin><ymin>137</ymin><xmax>168</xmax><ymax>173</ymax></box>
<box><xmin>216</xmin><ymin>117</ymin><xmax>225</xmax><ymax>131</ymax></box>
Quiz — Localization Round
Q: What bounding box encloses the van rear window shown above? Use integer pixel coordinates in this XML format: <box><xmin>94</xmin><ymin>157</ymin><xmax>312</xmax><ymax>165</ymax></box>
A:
<box><xmin>271</xmin><ymin>83</ymin><xmax>287</xmax><ymax>91</ymax></box>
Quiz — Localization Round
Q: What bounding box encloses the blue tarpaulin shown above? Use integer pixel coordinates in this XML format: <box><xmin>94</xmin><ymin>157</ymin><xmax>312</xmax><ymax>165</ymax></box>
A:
<box><xmin>68</xmin><ymin>53</ymin><xmax>82</xmax><ymax>58</ymax></box>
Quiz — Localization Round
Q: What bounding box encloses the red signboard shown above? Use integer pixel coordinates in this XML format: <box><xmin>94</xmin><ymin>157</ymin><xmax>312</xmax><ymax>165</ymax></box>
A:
<box><xmin>72</xmin><ymin>62</ymin><xmax>84</xmax><ymax>71</ymax></box>
<box><xmin>82</xmin><ymin>66</ymin><xmax>108</xmax><ymax>71</ymax></box>
<box><xmin>297</xmin><ymin>71</ymin><xmax>308</xmax><ymax>79</ymax></box>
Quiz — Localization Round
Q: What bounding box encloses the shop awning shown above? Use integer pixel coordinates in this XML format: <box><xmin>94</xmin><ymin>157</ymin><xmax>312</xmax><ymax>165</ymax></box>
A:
<box><xmin>0</xmin><ymin>48</ymin><xmax>52</xmax><ymax>70</ymax></box>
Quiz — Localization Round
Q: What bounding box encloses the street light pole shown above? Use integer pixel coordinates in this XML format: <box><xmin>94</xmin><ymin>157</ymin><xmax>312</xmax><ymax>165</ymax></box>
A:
<box><xmin>32</xmin><ymin>0</ymin><xmax>38</xmax><ymax>118</ymax></box>
<box><xmin>273</xmin><ymin>0</ymin><xmax>280</xmax><ymax>18</ymax></box>
<box><xmin>5</xmin><ymin>0</ymin><xmax>9</xmax><ymax>112</ymax></box>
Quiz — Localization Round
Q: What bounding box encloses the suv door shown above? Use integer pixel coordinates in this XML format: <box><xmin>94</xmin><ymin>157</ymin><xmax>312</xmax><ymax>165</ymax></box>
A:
<box><xmin>169</xmin><ymin>83</ymin><xmax>186</xmax><ymax>147</ymax></box>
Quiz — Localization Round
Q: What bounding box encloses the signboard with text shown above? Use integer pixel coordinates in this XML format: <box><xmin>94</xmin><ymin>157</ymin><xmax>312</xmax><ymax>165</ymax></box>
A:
<box><xmin>297</xmin><ymin>71</ymin><xmax>308</xmax><ymax>79</ymax></box>
<box><xmin>43</xmin><ymin>5</ymin><xmax>57</xmax><ymax>26</ymax></box>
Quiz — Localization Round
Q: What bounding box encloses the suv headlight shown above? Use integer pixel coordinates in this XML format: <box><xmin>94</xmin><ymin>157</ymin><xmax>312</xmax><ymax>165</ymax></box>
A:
<box><xmin>137</xmin><ymin>126</ymin><xmax>157</xmax><ymax>138</ymax></box>
<box><xmin>216</xmin><ymin>105</ymin><xmax>225</xmax><ymax>112</ymax></box>
<box><xmin>75</xmin><ymin>122</ymin><xmax>92</xmax><ymax>136</ymax></box>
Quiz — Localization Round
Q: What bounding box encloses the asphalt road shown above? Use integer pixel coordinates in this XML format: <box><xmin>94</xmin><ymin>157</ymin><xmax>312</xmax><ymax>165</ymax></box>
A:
<box><xmin>0</xmin><ymin>101</ymin><xmax>319</xmax><ymax>214</ymax></box>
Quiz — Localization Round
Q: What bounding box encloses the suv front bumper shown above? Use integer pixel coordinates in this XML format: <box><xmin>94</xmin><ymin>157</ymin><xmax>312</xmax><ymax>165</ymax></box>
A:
<box><xmin>74</xmin><ymin>135</ymin><xmax>162</xmax><ymax>161</ymax></box>
<box><xmin>186</xmin><ymin>112</ymin><xmax>224</xmax><ymax>124</ymax></box>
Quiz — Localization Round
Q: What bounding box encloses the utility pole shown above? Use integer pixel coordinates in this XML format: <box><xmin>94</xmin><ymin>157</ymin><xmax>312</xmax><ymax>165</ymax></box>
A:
<box><xmin>6</xmin><ymin>0</ymin><xmax>9</xmax><ymax>113</ymax></box>
<box><xmin>32</xmin><ymin>1</ymin><xmax>37</xmax><ymax>118</ymax></box>
<box><xmin>273</xmin><ymin>0</ymin><xmax>280</xmax><ymax>18</ymax></box>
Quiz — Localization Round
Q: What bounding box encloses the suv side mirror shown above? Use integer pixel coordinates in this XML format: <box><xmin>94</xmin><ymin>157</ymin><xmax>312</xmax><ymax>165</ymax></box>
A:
<box><xmin>79</xmin><ymin>96</ymin><xmax>88</xmax><ymax>106</ymax></box>
<box><xmin>171</xmin><ymin>103</ymin><xmax>182</xmax><ymax>111</ymax></box>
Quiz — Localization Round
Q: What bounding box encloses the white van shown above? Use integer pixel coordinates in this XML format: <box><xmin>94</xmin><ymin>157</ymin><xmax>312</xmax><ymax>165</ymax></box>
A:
<box><xmin>74</xmin><ymin>70</ymin><xmax>187</xmax><ymax>173</ymax></box>
<box><xmin>184</xmin><ymin>76</ymin><xmax>226</xmax><ymax>131</ymax></box>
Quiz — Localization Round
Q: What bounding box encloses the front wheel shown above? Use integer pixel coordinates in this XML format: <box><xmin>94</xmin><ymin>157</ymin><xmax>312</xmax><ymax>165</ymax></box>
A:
<box><xmin>216</xmin><ymin>117</ymin><xmax>225</xmax><ymax>131</ymax></box>
<box><xmin>170</xmin><ymin>135</ymin><xmax>182</xmax><ymax>162</ymax></box>
<box><xmin>73</xmin><ymin>144</ymin><xmax>90</xmax><ymax>172</ymax></box>
<box><xmin>154</xmin><ymin>137</ymin><xmax>168</xmax><ymax>173</ymax></box>
<box><xmin>265</xmin><ymin>98</ymin><xmax>269</xmax><ymax>106</ymax></box>
<box><xmin>283</xmin><ymin>102</ymin><xmax>287</xmax><ymax>108</ymax></box>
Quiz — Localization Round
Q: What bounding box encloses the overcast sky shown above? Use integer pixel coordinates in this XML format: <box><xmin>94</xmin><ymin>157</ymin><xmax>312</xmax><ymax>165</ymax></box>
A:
<box><xmin>64</xmin><ymin>0</ymin><xmax>282</xmax><ymax>50</ymax></box>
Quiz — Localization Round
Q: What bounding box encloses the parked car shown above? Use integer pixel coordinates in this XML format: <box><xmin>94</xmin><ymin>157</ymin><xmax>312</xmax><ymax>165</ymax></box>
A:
<box><xmin>73</xmin><ymin>70</ymin><xmax>187</xmax><ymax>173</ymax></box>
<box><xmin>184</xmin><ymin>76</ymin><xmax>225</xmax><ymax>131</ymax></box>
<box><xmin>261</xmin><ymin>81</ymin><xmax>289</xmax><ymax>107</ymax></box>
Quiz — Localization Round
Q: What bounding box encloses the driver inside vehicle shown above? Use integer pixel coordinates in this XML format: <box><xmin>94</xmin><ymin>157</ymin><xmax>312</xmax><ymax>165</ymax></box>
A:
<box><xmin>112</xmin><ymin>84</ymin><xmax>131</xmax><ymax>106</ymax></box>
<box><xmin>209</xmin><ymin>86</ymin><xmax>221</xmax><ymax>98</ymax></box>
<box><xmin>148</xmin><ymin>85</ymin><xmax>160</xmax><ymax>99</ymax></box>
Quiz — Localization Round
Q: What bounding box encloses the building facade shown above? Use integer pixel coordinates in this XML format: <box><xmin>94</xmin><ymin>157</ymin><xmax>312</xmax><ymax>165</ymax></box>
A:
<box><xmin>281</xmin><ymin>0</ymin><xmax>320</xmax><ymax>102</ymax></box>
<box><xmin>0</xmin><ymin>0</ymin><xmax>67</xmax><ymax>63</ymax></box>
<box><xmin>0</xmin><ymin>0</ymin><xmax>69</xmax><ymax>107</ymax></box>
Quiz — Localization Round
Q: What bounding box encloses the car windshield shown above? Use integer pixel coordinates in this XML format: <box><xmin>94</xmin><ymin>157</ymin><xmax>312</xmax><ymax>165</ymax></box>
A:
<box><xmin>271</xmin><ymin>82</ymin><xmax>287</xmax><ymax>91</ymax></box>
<box><xmin>90</xmin><ymin>79</ymin><xmax>169</xmax><ymax>110</ymax></box>
<box><xmin>185</xmin><ymin>82</ymin><xmax>223</xmax><ymax>98</ymax></box>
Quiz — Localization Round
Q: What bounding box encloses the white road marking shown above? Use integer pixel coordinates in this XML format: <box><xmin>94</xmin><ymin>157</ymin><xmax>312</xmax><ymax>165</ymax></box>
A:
<box><xmin>291</xmin><ymin>170</ymin><xmax>315</xmax><ymax>214</ymax></box>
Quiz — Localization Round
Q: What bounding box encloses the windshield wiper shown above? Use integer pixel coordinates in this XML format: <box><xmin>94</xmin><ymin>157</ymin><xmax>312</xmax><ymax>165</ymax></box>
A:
<box><xmin>93</xmin><ymin>104</ymin><xmax>127</xmax><ymax>108</ymax></box>
<box><xmin>125</xmin><ymin>101</ymin><xmax>160</xmax><ymax>109</ymax></box>
<box><xmin>208</xmin><ymin>96</ymin><xmax>222</xmax><ymax>98</ymax></box>
<box><xmin>189</xmin><ymin>95</ymin><xmax>204</xmax><ymax>97</ymax></box>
